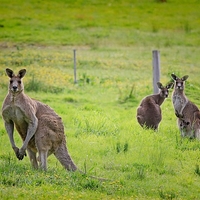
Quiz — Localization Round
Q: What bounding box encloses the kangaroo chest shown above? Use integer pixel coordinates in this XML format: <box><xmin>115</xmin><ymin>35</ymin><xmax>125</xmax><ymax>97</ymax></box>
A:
<box><xmin>172</xmin><ymin>94</ymin><xmax>188</xmax><ymax>114</ymax></box>
<box><xmin>3</xmin><ymin>105</ymin><xmax>27</xmax><ymax>126</ymax></box>
<box><xmin>2</xmin><ymin>104</ymin><xmax>29</xmax><ymax>141</ymax></box>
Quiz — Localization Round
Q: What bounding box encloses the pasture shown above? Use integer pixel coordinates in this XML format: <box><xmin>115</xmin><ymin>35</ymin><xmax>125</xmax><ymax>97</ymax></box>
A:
<box><xmin>0</xmin><ymin>0</ymin><xmax>200</xmax><ymax>199</ymax></box>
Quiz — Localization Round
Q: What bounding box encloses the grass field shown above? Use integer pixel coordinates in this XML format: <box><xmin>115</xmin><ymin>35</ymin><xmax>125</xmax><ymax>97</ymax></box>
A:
<box><xmin>0</xmin><ymin>0</ymin><xmax>200</xmax><ymax>199</ymax></box>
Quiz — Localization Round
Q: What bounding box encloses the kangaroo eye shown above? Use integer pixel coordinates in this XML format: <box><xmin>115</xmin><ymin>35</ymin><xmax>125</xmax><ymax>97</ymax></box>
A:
<box><xmin>18</xmin><ymin>81</ymin><xmax>21</xmax><ymax>84</ymax></box>
<box><xmin>10</xmin><ymin>80</ymin><xmax>13</xmax><ymax>84</ymax></box>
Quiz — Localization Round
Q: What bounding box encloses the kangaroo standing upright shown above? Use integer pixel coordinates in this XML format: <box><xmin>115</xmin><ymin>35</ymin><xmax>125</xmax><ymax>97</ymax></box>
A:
<box><xmin>171</xmin><ymin>74</ymin><xmax>200</xmax><ymax>139</ymax></box>
<box><xmin>2</xmin><ymin>68</ymin><xmax>77</xmax><ymax>171</ymax></box>
<box><xmin>136</xmin><ymin>82</ymin><xmax>173</xmax><ymax>130</ymax></box>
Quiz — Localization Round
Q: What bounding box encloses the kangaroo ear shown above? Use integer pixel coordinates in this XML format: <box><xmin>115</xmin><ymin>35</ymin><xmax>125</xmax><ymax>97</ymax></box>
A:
<box><xmin>181</xmin><ymin>75</ymin><xmax>189</xmax><ymax>81</ymax></box>
<box><xmin>166</xmin><ymin>82</ymin><xmax>174</xmax><ymax>89</ymax></box>
<box><xmin>157</xmin><ymin>82</ymin><xmax>163</xmax><ymax>89</ymax></box>
<box><xmin>171</xmin><ymin>74</ymin><xmax>178</xmax><ymax>80</ymax></box>
<box><xmin>6</xmin><ymin>68</ymin><xmax>14</xmax><ymax>78</ymax></box>
<box><xmin>18</xmin><ymin>69</ymin><xmax>26</xmax><ymax>79</ymax></box>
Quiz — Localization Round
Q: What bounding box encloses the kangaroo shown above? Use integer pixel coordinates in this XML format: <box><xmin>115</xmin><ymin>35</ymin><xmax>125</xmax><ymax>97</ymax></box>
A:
<box><xmin>178</xmin><ymin>119</ymin><xmax>192</xmax><ymax>138</ymax></box>
<box><xmin>171</xmin><ymin>74</ymin><xmax>189</xmax><ymax>116</ymax></box>
<box><xmin>1</xmin><ymin>68</ymin><xmax>78</xmax><ymax>171</ymax></box>
<box><xmin>171</xmin><ymin>74</ymin><xmax>200</xmax><ymax>139</ymax></box>
<box><xmin>136</xmin><ymin>82</ymin><xmax>173</xmax><ymax>130</ymax></box>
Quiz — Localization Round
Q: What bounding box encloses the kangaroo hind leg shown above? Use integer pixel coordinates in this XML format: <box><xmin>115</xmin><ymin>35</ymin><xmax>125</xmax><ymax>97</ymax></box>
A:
<box><xmin>38</xmin><ymin>151</ymin><xmax>48</xmax><ymax>170</ymax></box>
<box><xmin>27</xmin><ymin>148</ymin><xmax>38</xmax><ymax>169</ymax></box>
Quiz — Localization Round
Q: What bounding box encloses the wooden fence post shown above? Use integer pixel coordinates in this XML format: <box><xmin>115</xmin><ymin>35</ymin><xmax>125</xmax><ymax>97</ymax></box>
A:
<box><xmin>73</xmin><ymin>49</ymin><xmax>77</xmax><ymax>84</ymax></box>
<box><xmin>152</xmin><ymin>50</ymin><xmax>160</xmax><ymax>94</ymax></box>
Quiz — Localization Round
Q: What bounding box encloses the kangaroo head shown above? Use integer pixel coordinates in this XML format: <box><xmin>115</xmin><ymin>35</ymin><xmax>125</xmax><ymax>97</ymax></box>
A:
<box><xmin>6</xmin><ymin>68</ymin><xmax>26</xmax><ymax>93</ymax></box>
<box><xmin>180</xmin><ymin>120</ymin><xmax>190</xmax><ymax>130</ymax></box>
<box><xmin>157</xmin><ymin>82</ymin><xmax>173</xmax><ymax>98</ymax></box>
<box><xmin>171</xmin><ymin>74</ymin><xmax>189</xmax><ymax>91</ymax></box>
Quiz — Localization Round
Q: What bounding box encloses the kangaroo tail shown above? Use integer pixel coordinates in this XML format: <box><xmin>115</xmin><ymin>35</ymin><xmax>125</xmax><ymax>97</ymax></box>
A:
<box><xmin>54</xmin><ymin>142</ymin><xmax>77</xmax><ymax>171</ymax></box>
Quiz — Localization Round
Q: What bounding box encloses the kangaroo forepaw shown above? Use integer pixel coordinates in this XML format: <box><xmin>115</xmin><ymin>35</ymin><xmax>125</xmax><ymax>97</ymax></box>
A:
<box><xmin>16</xmin><ymin>149</ymin><xmax>27</xmax><ymax>160</ymax></box>
<box><xmin>175</xmin><ymin>110</ymin><xmax>184</xmax><ymax>118</ymax></box>
<box><xmin>175</xmin><ymin>112</ymin><xmax>180</xmax><ymax>118</ymax></box>
<box><xmin>13</xmin><ymin>146</ymin><xmax>19</xmax><ymax>154</ymax></box>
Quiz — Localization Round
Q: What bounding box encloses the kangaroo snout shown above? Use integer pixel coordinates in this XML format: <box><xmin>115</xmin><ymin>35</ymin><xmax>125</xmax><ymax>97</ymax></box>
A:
<box><xmin>12</xmin><ymin>86</ymin><xmax>18</xmax><ymax>91</ymax></box>
<box><xmin>164</xmin><ymin>93</ymin><xmax>169</xmax><ymax>98</ymax></box>
<box><xmin>177</xmin><ymin>85</ymin><xmax>182</xmax><ymax>90</ymax></box>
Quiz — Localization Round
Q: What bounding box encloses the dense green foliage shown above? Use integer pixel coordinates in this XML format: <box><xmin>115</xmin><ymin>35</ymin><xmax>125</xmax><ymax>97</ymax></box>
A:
<box><xmin>0</xmin><ymin>0</ymin><xmax>200</xmax><ymax>199</ymax></box>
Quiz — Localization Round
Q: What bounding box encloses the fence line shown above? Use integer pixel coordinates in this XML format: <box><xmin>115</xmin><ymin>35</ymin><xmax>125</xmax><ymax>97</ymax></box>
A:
<box><xmin>72</xmin><ymin>49</ymin><xmax>161</xmax><ymax>90</ymax></box>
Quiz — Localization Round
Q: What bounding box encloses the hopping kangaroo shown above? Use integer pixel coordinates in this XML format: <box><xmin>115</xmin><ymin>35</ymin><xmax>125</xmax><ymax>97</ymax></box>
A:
<box><xmin>2</xmin><ymin>68</ymin><xmax>77</xmax><ymax>171</ymax></box>
<box><xmin>171</xmin><ymin>74</ymin><xmax>200</xmax><ymax>139</ymax></box>
<box><xmin>136</xmin><ymin>82</ymin><xmax>173</xmax><ymax>130</ymax></box>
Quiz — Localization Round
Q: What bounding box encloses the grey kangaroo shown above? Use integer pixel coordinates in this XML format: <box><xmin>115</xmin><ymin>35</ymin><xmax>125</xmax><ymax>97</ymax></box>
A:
<box><xmin>2</xmin><ymin>68</ymin><xmax>77</xmax><ymax>171</ymax></box>
<box><xmin>136</xmin><ymin>82</ymin><xmax>173</xmax><ymax>130</ymax></box>
<box><xmin>171</xmin><ymin>74</ymin><xmax>200</xmax><ymax>139</ymax></box>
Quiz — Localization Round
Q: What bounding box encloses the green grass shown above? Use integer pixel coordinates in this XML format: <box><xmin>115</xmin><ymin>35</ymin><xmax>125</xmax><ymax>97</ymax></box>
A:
<box><xmin>1</xmin><ymin>0</ymin><xmax>200</xmax><ymax>199</ymax></box>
